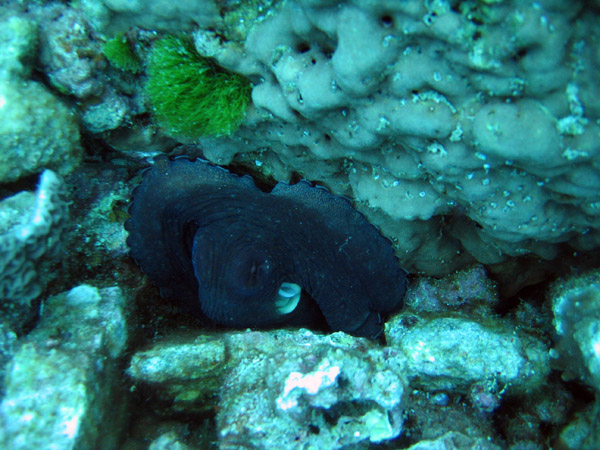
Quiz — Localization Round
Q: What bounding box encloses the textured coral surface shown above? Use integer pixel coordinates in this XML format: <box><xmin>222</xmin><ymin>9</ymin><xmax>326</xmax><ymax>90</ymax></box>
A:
<box><xmin>0</xmin><ymin>0</ymin><xmax>599</xmax><ymax>449</ymax></box>
<box><xmin>188</xmin><ymin>0</ymin><xmax>600</xmax><ymax>277</ymax></box>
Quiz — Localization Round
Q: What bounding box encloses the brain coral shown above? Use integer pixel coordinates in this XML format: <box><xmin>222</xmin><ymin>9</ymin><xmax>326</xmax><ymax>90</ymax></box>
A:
<box><xmin>0</xmin><ymin>170</ymin><xmax>70</xmax><ymax>329</ymax></box>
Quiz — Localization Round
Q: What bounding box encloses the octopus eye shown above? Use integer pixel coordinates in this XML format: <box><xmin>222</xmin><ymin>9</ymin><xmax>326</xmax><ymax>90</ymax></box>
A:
<box><xmin>231</xmin><ymin>251</ymin><xmax>272</xmax><ymax>293</ymax></box>
<box><xmin>245</xmin><ymin>258</ymin><xmax>270</xmax><ymax>288</ymax></box>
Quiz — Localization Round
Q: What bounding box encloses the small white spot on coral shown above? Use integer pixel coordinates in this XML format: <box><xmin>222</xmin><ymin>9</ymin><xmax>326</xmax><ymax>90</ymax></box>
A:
<box><xmin>20</xmin><ymin>412</ymin><xmax>34</xmax><ymax>423</ymax></box>
<box><xmin>277</xmin><ymin>361</ymin><xmax>340</xmax><ymax>411</ymax></box>
<box><xmin>427</xmin><ymin>142</ymin><xmax>446</xmax><ymax>156</ymax></box>
<box><xmin>32</xmin><ymin>211</ymin><xmax>43</xmax><ymax>225</ymax></box>
<box><xmin>19</xmin><ymin>226</ymin><xmax>32</xmax><ymax>239</ymax></box>
<box><xmin>376</xmin><ymin>116</ymin><xmax>390</xmax><ymax>131</ymax></box>
<box><xmin>60</xmin><ymin>408</ymin><xmax>80</xmax><ymax>439</ymax></box>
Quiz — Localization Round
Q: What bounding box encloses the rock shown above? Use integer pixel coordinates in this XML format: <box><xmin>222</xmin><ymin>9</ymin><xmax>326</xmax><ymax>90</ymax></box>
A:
<box><xmin>405</xmin><ymin>431</ymin><xmax>502</xmax><ymax>450</ymax></box>
<box><xmin>0</xmin><ymin>285</ymin><xmax>131</xmax><ymax>450</ymax></box>
<box><xmin>550</xmin><ymin>269</ymin><xmax>600</xmax><ymax>391</ymax></box>
<box><xmin>0</xmin><ymin>79</ymin><xmax>82</xmax><ymax>183</ymax></box>
<box><xmin>387</xmin><ymin>315</ymin><xmax>550</xmax><ymax>394</ymax></box>
<box><xmin>128</xmin><ymin>329</ymin><xmax>408</xmax><ymax>449</ymax></box>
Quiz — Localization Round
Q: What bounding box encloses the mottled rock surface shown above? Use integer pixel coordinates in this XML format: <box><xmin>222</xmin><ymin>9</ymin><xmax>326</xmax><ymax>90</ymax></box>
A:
<box><xmin>129</xmin><ymin>329</ymin><xmax>408</xmax><ymax>449</ymax></box>
<box><xmin>387</xmin><ymin>315</ymin><xmax>550</xmax><ymax>394</ymax></box>
<box><xmin>0</xmin><ymin>11</ymin><xmax>82</xmax><ymax>183</ymax></box>
<box><xmin>0</xmin><ymin>285</ymin><xmax>131</xmax><ymax>450</ymax></box>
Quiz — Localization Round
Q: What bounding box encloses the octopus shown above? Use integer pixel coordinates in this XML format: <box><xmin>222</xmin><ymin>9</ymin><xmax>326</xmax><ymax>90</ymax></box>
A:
<box><xmin>126</xmin><ymin>156</ymin><xmax>406</xmax><ymax>338</ymax></box>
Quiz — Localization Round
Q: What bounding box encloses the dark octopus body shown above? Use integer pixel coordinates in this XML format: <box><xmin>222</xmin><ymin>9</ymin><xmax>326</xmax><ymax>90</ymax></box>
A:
<box><xmin>126</xmin><ymin>156</ymin><xmax>406</xmax><ymax>338</ymax></box>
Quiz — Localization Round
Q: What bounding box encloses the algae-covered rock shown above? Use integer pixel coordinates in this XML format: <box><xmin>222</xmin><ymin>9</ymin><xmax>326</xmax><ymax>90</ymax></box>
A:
<box><xmin>128</xmin><ymin>333</ymin><xmax>228</xmax><ymax>413</ymax></box>
<box><xmin>387</xmin><ymin>265</ymin><xmax>550</xmax><ymax>398</ymax></box>
<box><xmin>557</xmin><ymin>402</ymin><xmax>600</xmax><ymax>450</ymax></box>
<box><xmin>0</xmin><ymin>285</ymin><xmax>131</xmax><ymax>450</ymax></box>
<box><xmin>550</xmin><ymin>269</ymin><xmax>600</xmax><ymax>392</ymax></box>
<box><xmin>387</xmin><ymin>315</ymin><xmax>550</xmax><ymax>395</ymax></box>
<box><xmin>405</xmin><ymin>431</ymin><xmax>502</xmax><ymax>450</ymax></box>
<box><xmin>0</xmin><ymin>319</ymin><xmax>17</xmax><ymax>396</ymax></box>
<box><xmin>0</xmin><ymin>79</ymin><xmax>82</xmax><ymax>183</ymax></box>
<box><xmin>403</xmin><ymin>264</ymin><xmax>499</xmax><ymax>315</ymax></box>
<box><xmin>218</xmin><ymin>331</ymin><xmax>406</xmax><ymax>449</ymax></box>
<box><xmin>148</xmin><ymin>431</ymin><xmax>194</xmax><ymax>450</ymax></box>
<box><xmin>37</xmin><ymin>5</ymin><xmax>104</xmax><ymax>100</ymax></box>
<box><xmin>0</xmin><ymin>13</ymin><xmax>37</xmax><ymax>78</ymax></box>
<box><xmin>128</xmin><ymin>329</ymin><xmax>409</xmax><ymax>449</ymax></box>
<box><xmin>34</xmin><ymin>3</ymin><xmax>138</xmax><ymax>133</ymax></box>
<box><xmin>0</xmin><ymin>9</ymin><xmax>82</xmax><ymax>183</ymax></box>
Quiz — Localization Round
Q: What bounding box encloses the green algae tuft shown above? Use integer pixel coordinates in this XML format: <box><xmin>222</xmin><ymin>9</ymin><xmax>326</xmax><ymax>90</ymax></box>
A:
<box><xmin>146</xmin><ymin>35</ymin><xmax>252</xmax><ymax>139</ymax></box>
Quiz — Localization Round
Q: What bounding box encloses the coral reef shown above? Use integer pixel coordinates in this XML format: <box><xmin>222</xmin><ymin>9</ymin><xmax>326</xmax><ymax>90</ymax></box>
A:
<box><xmin>33</xmin><ymin>2</ymin><xmax>141</xmax><ymax>134</ymax></box>
<box><xmin>0</xmin><ymin>0</ymin><xmax>597</xmax><ymax>449</ymax></box>
<box><xmin>0</xmin><ymin>285</ymin><xmax>132</xmax><ymax>450</ymax></box>
<box><xmin>549</xmin><ymin>270</ymin><xmax>600</xmax><ymax>449</ymax></box>
<box><xmin>388</xmin><ymin>315</ymin><xmax>549</xmax><ymax>393</ymax></box>
<box><xmin>0</xmin><ymin>170</ymin><xmax>70</xmax><ymax>329</ymax></box>
<box><xmin>98</xmin><ymin>0</ymin><xmax>219</xmax><ymax>34</ymax></box>
<box><xmin>550</xmin><ymin>269</ymin><xmax>600</xmax><ymax>391</ymax></box>
<box><xmin>182</xmin><ymin>0</ymin><xmax>600</xmax><ymax>278</ymax></box>
<box><xmin>126</xmin><ymin>266</ymin><xmax>556</xmax><ymax>448</ymax></box>
<box><xmin>129</xmin><ymin>329</ymin><xmax>408</xmax><ymax>449</ymax></box>
<box><xmin>0</xmin><ymin>11</ymin><xmax>82</xmax><ymax>183</ymax></box>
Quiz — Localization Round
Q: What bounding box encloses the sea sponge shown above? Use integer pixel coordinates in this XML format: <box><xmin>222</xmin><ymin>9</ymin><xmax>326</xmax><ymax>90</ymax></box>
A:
<box><xmin>145</xmin><ymin>35</ymin><xmax>252</xmax><ymax>139</ymax></box>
